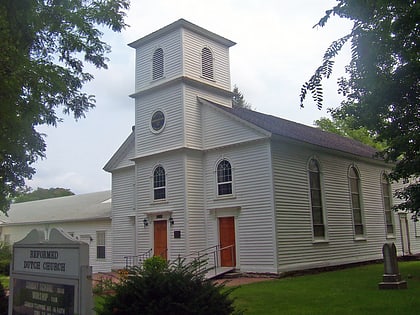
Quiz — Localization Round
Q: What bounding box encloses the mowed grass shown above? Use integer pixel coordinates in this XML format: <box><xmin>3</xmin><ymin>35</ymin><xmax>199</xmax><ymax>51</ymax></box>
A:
<box><xmin>231</xmin><ymin>261</ymin><xmax>420</xmax><ymax>315</ymax></box>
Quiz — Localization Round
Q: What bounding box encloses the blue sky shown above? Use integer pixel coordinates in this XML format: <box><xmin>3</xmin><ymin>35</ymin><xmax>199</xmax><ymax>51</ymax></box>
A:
<box><xmin>27</xmin><ymin>0</ymin><xmax>353</xmax><ymax>194</ymax></box>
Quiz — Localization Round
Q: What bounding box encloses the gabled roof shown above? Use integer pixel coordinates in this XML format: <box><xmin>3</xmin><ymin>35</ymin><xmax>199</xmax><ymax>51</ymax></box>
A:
<box><xmin>103</xmin><ymin>130</ymin><xmax>135</xmax><ymax>172</ymax></box>
<box><xmin>128</xmin><ymin>18</ymin><xmax>236</xmax><ymax>49</ymax></box>
<box><xmin>198</xmin><ymin>97</ymin><xmax>378</xmax><ymax>159</ymax></box>
<box><xmin>0</xmin><ymin>191</ymin><xmax>111</xmax><ymax>225</ymax></box>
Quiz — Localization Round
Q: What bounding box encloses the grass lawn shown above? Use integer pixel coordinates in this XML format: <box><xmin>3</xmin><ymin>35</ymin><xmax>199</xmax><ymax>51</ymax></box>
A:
<box><xmin>231</xmin><ymin>261</ymin><xmax>420</xmax><ymax>315</ymax></box>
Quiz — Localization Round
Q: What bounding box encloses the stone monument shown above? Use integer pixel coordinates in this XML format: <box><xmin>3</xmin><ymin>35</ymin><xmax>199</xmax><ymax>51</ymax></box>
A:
<box><xmin>378</xmin><ymin>242</ymin><xmax>407</xmax><ymax>289</ymax></box>
<box><xmin>9</xmin><ymin>228</ymin><xmax>93</xmax><ymax>314</ymax></box>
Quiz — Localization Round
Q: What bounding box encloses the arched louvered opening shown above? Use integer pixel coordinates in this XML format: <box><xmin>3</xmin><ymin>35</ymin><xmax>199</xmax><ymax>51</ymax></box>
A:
<box><xmin>152</xmin><ymin>48</ymin><xmax>164</xmax><ymax>80</ymax></box>
<box><xmin>201</xmin><ymin>47</ymin><xmax>214</xmax><ymax>79</ymax></box>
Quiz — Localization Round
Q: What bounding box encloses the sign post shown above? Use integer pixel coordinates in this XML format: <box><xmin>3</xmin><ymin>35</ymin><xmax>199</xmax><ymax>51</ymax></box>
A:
<box><xmin>9</xmin><ymin>228</ymin><xmax>93</xmax><ymax>315</ymax></box>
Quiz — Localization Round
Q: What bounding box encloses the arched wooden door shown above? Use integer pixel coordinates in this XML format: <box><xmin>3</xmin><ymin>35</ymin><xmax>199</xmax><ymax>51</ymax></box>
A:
<box><xmin>154</xmin><ymin>220</ymin><xmax>167</xmax><ymax>260</ymax></box>
<box><xmin>219</xmin><ymin>216</ymin><xmax>236</xmax><ymax>267</ymax></box>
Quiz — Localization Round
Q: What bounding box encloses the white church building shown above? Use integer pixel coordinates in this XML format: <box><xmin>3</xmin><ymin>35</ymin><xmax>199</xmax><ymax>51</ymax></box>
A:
<box><xmin>104</xmin><ymin>19</ymin><xmax>420</xmax><ymax>274</ymax></box>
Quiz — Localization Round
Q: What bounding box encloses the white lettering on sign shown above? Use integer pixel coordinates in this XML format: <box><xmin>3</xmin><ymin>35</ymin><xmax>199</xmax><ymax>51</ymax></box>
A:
<box><xmin>30</xmin><ymin>250</ymin><xmax>59</xmax><ymax>259</ymax></box>
<box><xmin>14</xmin><ymin>247</ymin><xmax>80</xmax><ymax>276</ymax></box>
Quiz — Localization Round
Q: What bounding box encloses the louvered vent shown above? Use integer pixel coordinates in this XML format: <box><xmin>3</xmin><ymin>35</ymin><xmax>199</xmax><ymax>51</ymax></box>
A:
<box><xmin>152</xmin><ymin>48</ymin><xmax>164</xmax><ymax>80</ymax></box>
<box><xmin>201</xmin><ymin>47</ymin><xmax>214</xmax><ymax>79</ymax></box>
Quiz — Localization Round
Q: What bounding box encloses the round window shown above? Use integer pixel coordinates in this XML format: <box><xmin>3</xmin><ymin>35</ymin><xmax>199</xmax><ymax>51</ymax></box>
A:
<box><xmin>151</xmin><ymin>110</ymin><xmax>165</xmax><ymax>132</ymax></box>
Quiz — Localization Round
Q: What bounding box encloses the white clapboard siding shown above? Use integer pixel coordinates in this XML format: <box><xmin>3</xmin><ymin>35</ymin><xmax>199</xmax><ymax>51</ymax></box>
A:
<box><xmin>135</xmin><ymin>152</ymin><xmax>187</xmax><ymax>260</ymax></box>
<box><xmin>111</xmin><ymin>168</ymin><xmax>135</xmax><ymax>269</ymax></box>
<box><xmin>204</xmin><ymin>141</ymin><xmax>277</xmax><ymax>273</ymax></box>
<box><xmin>272</xmin><ymin>140</ymin><xmax>403</xmax><ymax>272</ymax></box>
<box><xmin>133</xmin><ymin>28</ymin><xmax>182</xmax><ymax>92</ymax></box>
<box><xmin>409</xmin><ymin>220</ymin><xmax>420</xmax><ymax>253</ymax></box>
<box><xmin>201</xmin><ymin>103</ymin><xmax>268</xmax><ymax>150</ymax></box>
<box><xmin>134</xmin><ymin>84</ymin><xmax>184</xmax><ymax>157</ymax></box>
<box><xmin>185</xmin><ymin>152</ymin><xmax>206</xmax><ymax>255</ymax></box>
<box><xmin>184</xmin><ymin>85</ymin><xmax>235</xmax><ymax>149</ymax></box>
<box><xmin>183</xmin><ymin>28</ymin><xmax>232</xmax><ymax>91</ymax></box>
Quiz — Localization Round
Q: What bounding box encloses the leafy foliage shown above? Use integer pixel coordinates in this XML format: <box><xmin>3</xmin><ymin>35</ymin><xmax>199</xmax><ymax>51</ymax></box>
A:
<box><xmin>0</xmin><ymin>243</ymin><xmax>11</xmax><ymax>276</ymax></box>
<box><xmin>0</xmin><ymin>0</ymin><xmax>130</xmax><ymax>214</ymax></box>
<box><xmin>0</xmin><ymin>281</ymin><xmax>7</xmax><ymax>315</ymax></box>
<box><xmin>232</xmin><ymin>85</ymin><xmax>252</xmax><ymax>109</ymax></box>
<box><xmin>96</xmin><ymin>256</ymin><xmax>242</xmax><ymax>315</ymax></box>
<box><xmin>314</xmin><ymin>116</ymin><xmax>387</xmax><ymax>151</ymax></box>
<box><xmin>301</xmin><ymin>0</ymin><xmax>419</xmax><ymax>215</ymax></box>
<box><xmin>13</xmin><ymin>187</ymin><xmax>74</xmax><ymax>203</ymax></box>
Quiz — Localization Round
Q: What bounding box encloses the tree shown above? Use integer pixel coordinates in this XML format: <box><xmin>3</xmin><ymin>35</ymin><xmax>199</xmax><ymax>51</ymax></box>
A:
<box><xmin>0</xmin><ymin>0</ymin><xmax>130</xmax><ymax>214</ymax></box>
<box><xmin>232</xmin><ymin>85</ymin><xmax>252</xmax><ymax>109</ymax></box>
<box><xmin>300</xmin><ymin>1</ymin><xmax>419</xmax><ymax>216</ymax></box>
<box><xmin>96</xmin><ymin>256</ymin><xmax>242</xmax><ymax>315</ymax></box>
<box><xmin>314</xmin><ymin>116</ymin><xmax>387</xmax><ymax>151</ymax></box>
<box><xmin>13</xmin><ymin>187</ymin><xmax>74</xmax><ymax>203</ymax></box>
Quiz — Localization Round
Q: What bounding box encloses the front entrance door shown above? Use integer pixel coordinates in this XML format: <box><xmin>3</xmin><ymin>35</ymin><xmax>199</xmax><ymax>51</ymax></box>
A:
<box><xmin>219</xmin><ymin>217</ymin><xmax>236</xmax><ymax>267</ymax></box>
<box><xmin>154</xmin><ymin>220</ymin><xmax>167</xmax><ymax>260</ymax></box>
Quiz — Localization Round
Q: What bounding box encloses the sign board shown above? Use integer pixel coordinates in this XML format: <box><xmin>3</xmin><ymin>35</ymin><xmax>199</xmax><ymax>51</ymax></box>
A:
<box><xmin>9</xmin><ymin>228</ymin><xmax>93</xmax><ymax>315</ymax></box>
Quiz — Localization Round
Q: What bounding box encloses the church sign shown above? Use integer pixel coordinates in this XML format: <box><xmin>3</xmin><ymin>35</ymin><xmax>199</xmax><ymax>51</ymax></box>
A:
<box><xmin>9</xmin><ymin>228</ymin><xmax>93</xmax><ymax>315</ymax></box>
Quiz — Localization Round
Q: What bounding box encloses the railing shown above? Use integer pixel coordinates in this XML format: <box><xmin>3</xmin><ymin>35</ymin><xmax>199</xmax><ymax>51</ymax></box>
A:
<box><xmin>124</xmin><ymin>248</ymin><xmax>152</xmax><ymax>268</ymax></box>
<box><xmin>122</xmin><ymin>245</ymin><xmax>235</xmax><ymax>278</ymax></box>
<box><xmin>182</xmin><ymin>244</ymin><xmax>235</xmax><ymax>277</ymax></box>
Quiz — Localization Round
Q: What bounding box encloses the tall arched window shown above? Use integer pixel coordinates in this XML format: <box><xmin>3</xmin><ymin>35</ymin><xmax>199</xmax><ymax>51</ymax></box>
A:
<box><xmin>308</xmin><ymin>159</ymin><xmax>325</xmax><ymax>238</ymax></box>
<box><xmin>381</xmin><ymin>173</ymin><xmax>394</xmax><ymax>235</ymax></box>
<box><xmin>348</xmin><ymin>166</ymin><xmax>364</xmax><ymax>236</ymax></box>
<box><xmin>152</xmin><ymin>48</ymin><xmax>164</xmax><ymax>80</ymax></box>
<box><xmin>153</xmin><ymin>166</ymin><xmax>166</xmax><ymax>200</ymax></box>
<box><xmin>217</xmin><ymin>159</ymin><xmax>232</xmax><ymax>196</ymax></box>
<box><xmin>201</xmin><ymin>47</ymin><xmax>214</xmax><ymax>79</ymax></box>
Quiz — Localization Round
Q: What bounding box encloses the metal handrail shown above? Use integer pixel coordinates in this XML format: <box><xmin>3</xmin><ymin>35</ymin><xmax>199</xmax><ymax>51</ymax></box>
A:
<box><xmin>122</xmin><ymin>244</ymin><xmax>235</xmax><ymax>277</ymax></box>
<box><xmin>124</xmin><ymin>248</ymin><xmax>152</xmax><ymax>268</ymax></box>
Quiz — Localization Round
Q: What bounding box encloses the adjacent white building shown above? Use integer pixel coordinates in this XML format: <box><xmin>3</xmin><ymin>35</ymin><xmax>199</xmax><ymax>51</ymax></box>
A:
<box><xmin>104</xmin><ymin>19</ymin><xmax>420</xmax><ymax>274</ymax></box>
<box><xmin>0</xmin><ymin>191</ymin><xmax>112</xmax><ymax>273</ymax></box>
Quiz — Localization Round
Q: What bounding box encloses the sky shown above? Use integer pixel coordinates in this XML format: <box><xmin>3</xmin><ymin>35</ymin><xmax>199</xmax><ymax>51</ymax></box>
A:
<box><xmin>26</xmin><ymin>0</ymin><xmax>354</xmax><ymax>194</ymax></box>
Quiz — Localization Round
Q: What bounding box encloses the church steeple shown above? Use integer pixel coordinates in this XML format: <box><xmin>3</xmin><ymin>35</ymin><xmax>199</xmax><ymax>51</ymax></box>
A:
<box><xmin>128</xmin><ymin>19</ymin><xmax>236</xmax><ymax>107</ymax></box>
<box><xmin>128</xmin><ymin>19</ymin><xmax>236</xmax><ymax>156</ymax></box>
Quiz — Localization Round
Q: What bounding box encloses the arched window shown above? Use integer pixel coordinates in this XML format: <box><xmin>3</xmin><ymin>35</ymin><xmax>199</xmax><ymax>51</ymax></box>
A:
<box><xmin>348</xmin><ymin>166</ymin><xmax>364</xmax><ymax>236</ymax></box>
<box><xmin>381</xmin><ymin>173</ymin><xmax>394</xmax><ymax>235</ymax></box>
<box><xmin>153</xmin><ymin>166</ymin><xmax>166</xmax><ymax>200</ymax></box>
<box><xmin>308</xmin><ymin>159</ymin><xmax>325</xmax><ymax>238</ymax></box>
<box><xmin>217</xmin><ymin>159</ymin><xmax>232</xmax><ymax>196</ymax></box>
<box><xmin>201</xmin><ymin>47</ymin><xmax>214</xmax><ymax>79</ymax></box>
<box><xmin>152</xmin><ymin>48</ymin><xmax>164</xmax><ymax>80</ymax></box>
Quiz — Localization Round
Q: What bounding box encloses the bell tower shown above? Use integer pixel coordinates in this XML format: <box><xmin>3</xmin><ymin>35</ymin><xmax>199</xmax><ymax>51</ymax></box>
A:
<box><xmin>128</xmin><ymin>19</ymin><xmax>236</xmax><ymax>156</ymax></box>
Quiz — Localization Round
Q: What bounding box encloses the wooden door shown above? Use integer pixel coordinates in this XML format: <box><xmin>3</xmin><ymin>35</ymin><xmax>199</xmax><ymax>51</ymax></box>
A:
<box><xmin>154</xmin><ymin>220</ymin><xmax>167</xmax><ymax>260</ymax></box>
<box><xmin>219</xmin><ymin>217</ymin><xmax>236</xmax><ymax>267</ymax></box>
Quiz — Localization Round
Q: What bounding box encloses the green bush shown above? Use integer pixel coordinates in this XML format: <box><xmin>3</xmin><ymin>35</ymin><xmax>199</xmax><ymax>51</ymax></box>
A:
<box><xmin>0</xmin><ymin>281</ymin><xmax>8</xmax><ymax>315</ymax></box>
<box><xmin>0</xmin><ymin>243</ymin><xmax>11</xmax><ymax>276</ymax></box>
<box><xmin>96</xmin><ymin>257</ymin><xmax>242</xmax><ymax>315</ymax></box>
<box><xmin>0</xmin><ymin>261</ymin><xmax>9</xmax><ymax>276</ymax></box>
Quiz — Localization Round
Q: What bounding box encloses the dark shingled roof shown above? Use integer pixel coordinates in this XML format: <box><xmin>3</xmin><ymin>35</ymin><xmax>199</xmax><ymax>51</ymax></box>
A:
<box><xmin>199</xmin><ymin>97</ymin><xmax>378</xmax><ymax>159</ymax></box>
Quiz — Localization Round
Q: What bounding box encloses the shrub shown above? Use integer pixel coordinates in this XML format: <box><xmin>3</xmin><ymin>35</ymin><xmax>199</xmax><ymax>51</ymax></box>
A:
<box><xmin>93</xmin><ymin>276</ymin><xmax>115</xmax><ymax>295</ymax></box>
<box><xmin>96</xmin><ymin>257</ymin><xmax>242</xmax><ymax>315</ymax></box>
<box><xmin>0</xmin><ymin>243</ymin><xmax>11</xmax><ymax>276</ymax></box>
<box><xmin>0</xmin><ymin>281</ymin><xmax>8</xmax><ymax>315</ymax></box>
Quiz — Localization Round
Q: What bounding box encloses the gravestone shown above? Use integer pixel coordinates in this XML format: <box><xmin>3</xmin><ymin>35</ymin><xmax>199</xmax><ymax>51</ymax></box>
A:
<box><xmin>378</xmin><ymin>242</ymin><xmax>407</xmax><ymax>289</ymax></box>
<box><xmin>8</xmin><ymin>228</ymin><xmax>93</xmax><ymax>314</ymax></box>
